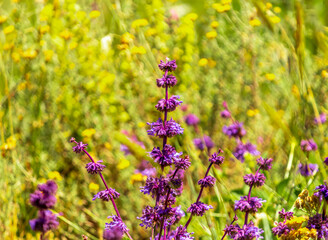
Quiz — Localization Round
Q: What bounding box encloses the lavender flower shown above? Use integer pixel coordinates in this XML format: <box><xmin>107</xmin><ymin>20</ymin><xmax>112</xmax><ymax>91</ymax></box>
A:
<box><xmin>223</xmin><ymin>122</ymin><xmax>246</xmax><ymax>138</ymax></box>
<box><xmin>29</xmin><ymin>210</ymin><xmax>59</xmax><ymax>233</ymax></box>
<box><xmin>314</xmin><ymin>113</ymin><xmax>326</xmax><ymax>124</ymax></box>
<box><xmin>243</xmin><ymin>173</ymin><xmax>266</xmax><ymax>187</ymax></box>
<box><xmin>315</xmin><ymin>183</ymin><xmax>328</xmax><ymax>201</ymax></box>
<box><xmin>187</xmin><ymin>202</ymin><xmax>213</xmax><ymax>216</ymax></box>
<box><xmin>174</xmin><ymin>155</ymin><xmax>191</xmax><ymax>170</ymax></box>
<box><xmin>140</xmin><ymin>177</ymin><xmax>168</xmax><ymax>198</ymax></box>
<box><xmin>30</xmin><ymin>181</ymin><xmax>58</xmax><ymax>209</ymax></box>
<box><xmin>72</xmin><ymin>141</ymin><xmax>88</xmax><ymax>153</ymax></box>
<box><xmin>135</xmin><ymin>160</ymin><xmax>156</xmax><ymax>177</ymax></box>
<box><xmin>256</xmin><ymin>157</ymin><xmax>273</xmax><ymax>171</ymax></box>
<box><xmin>209</xmin><ymin>150</ymin><xmax>224</xmax><ymax>166</ymax></box>
<box><xmin>193</xmin><ymin>135</ymin><xmax>214</xmax><ymax>150</ymax></box>
<box><xmin>155</xmin><ymin>95</ymin><xmax>182</xmax><ymax>112</ymax></box>
<box><xmin>103</xmin><ymin>225</ymin><xmax>123</xmax><ymax>240</ymax></box>
<box><xmin>272</xmin><ymin>222</ymin><xmax>289</xmax><ymax>237</ymax></box>
<box><xmin>307</xmin><ymin>213</ymin><xmax>328</xmax><ymax>239</ymax></box>
<box><xmin>170</xmin><ymin>225</ymin><xmax>194</xmax><ymax>240</ymax></box>
<box><xmin>184</xmin><ymin>114</ymin><xmax>199</xmax><ymax>126</ymax></box>
<box><xmin>137</xmin><ymin>206</ymin><xmax>161</xmax><ymax>228</ymax></box>
<box><xmin>149</xmin><ymin>145</ymin><xmax>182</xmax><ymax>167</ymax></box>
<box><xmin>198</xmin><ymin>176</ymin><xmax>216</xmax><ymax>188</ymax></box>
<box><xmin>105</xmin><ymin>215</ymin><xmax>129</xmax><ymax>233</ymax></box>
<box><xmin>278</xmin><ymin>208</ymin><xmax>293</xmax><ymax>220</ymax></box>
<box><xmin>226</xmin><ymin>222</ymin><xmax>264</xmax><ymax>240</ymax></box>
<box><xmin>324</xmin><ymin>157</ymin><xmax>328</xmax><ymax>166</ymax></box>
<box><xmin>233</xmin><ymin>142</ymin><xmax>260</xmax><ymax>162</ymax></box>
<box><xmin>93</xmin><ymin>188</ymin><xmax>120</xmax><ymax>201</ymax></box>
<box><xmin>234</xmin><ymin>196</ymin><xmax>265</xmax><ymax>213</ymax></box>
<box><xmin>300</xmin><ymin>139</ymin><xmax>318</xmax><ymax>152</ymax></box>
<box><xmin>298</xmin><ymin>163</ymin><xmax>318</xmax><ymax>177</ymax></box>
<box><xmin>220</xmin><ymin>109</ymin><xmax>231</xmax><ymax>119</ymax></box>
<box><xmin>156</xmin><ymin>75</ymin><xmax>177</xmax><ymax>88</ymax></box>
<box><xmin>86</xmin><ymin>160</ymin><xmax>106</xmax><ymax>174</ymax></box>
<box><xmin>147</xmin><ymin>118</ymin><xmax>184</xmax><ymax>138</ymax></box>
<box><xmin>158</xmin><ymin>59</ymin><xmax>177</xmax><ymax>72</ymax></box>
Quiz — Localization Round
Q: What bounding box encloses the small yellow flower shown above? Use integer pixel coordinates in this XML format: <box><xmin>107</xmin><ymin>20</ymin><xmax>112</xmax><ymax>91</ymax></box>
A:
<box><xmin>210</xmin><ymin>21</ymin><xmax>219</xmax><ymax>29</ymax></box>
<box><xmin>48</xmin><ymin>171</ymin><xmax>63</xmax><ymax>181</ymax></box>
<box><xmin>265</xmin><ymin>73</ymin><xmax>275</xmax><ymax>81</ymax></box>
<box><xmin>321</xmin><ymin>70</ymin><xmax>328</xmax><ymax>78</ymax></box>
<box><xmin>3</xmin><ymin>43</ymin><xmax>14</xmax><ymax>50</ymax></box>
<box><xmin>247</xmin><ymin>109</ymin><xmax>259</xmax><ymax>117</ymax></box>
<box><xmin>130</xmin><ymin>173</ymin><xmax>146</xmax><ymax>184</ymax></box>
<box><xmin>249</xmin><ymin>18</ymin><xmax>261</xmax><ymax>27</ymax></box>
<box><xmin>145</xmin><ymin>28</ymin><xmax>157</xmax><ymax>37</ymax></box>
<box><xmin>89</xmin><ymin>182</ymin><xmax>99</xmax><ymax>192</ymax></box>
<box><xmin>117</xmin><ymin>158</ymin><xmax>130</xmax><ymax>170</ymax></box>
<box><xmin>131</xmin><ymin>18</ymin><xmax>149</xmax><ymax>28</ymax></box>
<box><xmin>12</xmin><ymin>52</ymin><xmax>20</xmax><ymax>62</ymax></box>
<box><xmin>117</xmin><ymin>43</ymin><xmax>129</xmax><ymax>50</ymax></box>
<box><xmin>1</xmin><ymin>136</ymin><xmax>17</xmax><ymax>151</ymax></box>
<box><xmin>104</xmin><ymin>142</ymin><xmax>112</xmax><ymax>150</ymax></box>
<box><xmin>21</xmin><ymin>49</ymin><xmax>38</xmax><ymax>59</ymax></box>
<box><xmin>198</xmin><ymin>58</ymin><xmax>208</xmax><ymax>67</ymax></box>
<box><xmin>0</xmin><ymin>15</ymin><xmax>8</xmax><ymax>24</ymax></box>
<box><xmin>206</xmin><ymin>31</ymin><xmax>217</xmax><ymax>39</ymax></box>
<box><xmin>39</xmin><ymin>25</ymin><xmax>50</xmax><ymax>34</ymax></box>
<box><xmin>120</xmin><ymin>32</ymin><xmax>134</xmax><ymax>44</ymax></box>
<box><xmin>3</xmin><ymin>25</ymin><xmax>15</xmax><ymax>34</ymax></box>
<box><xmin>186</xmin><ymin>13</ymin><xmax>198</xmax><ymax>21</ymax></box>
<box><xmin>131</xmin><ymin>46</ymin><xmax>146</xmax><ymax>55</ymax></box>
<box><xmin>213</xmin><ymin>3</ymin><xmax>231</xmax><ymax>13</ymax></box>
<box><xmin>286</xmin><ymin>216</ymin><xmax>307</xmax><ymax>230</ymax></box>
<box><xmin>221</xmin><ymin>0</ymin><xmax>232</xmax><ymax>4</ymax></box>
<box><xmin>43</xmin><ymin>50</ymin><xmax>54</xmax><ymax>62</ymax></box>
<box><xmin>82</xmin><ymin>128</ymin><xmax>96</xmax><ymax>138</ymax></box>
<box><xmin>208</xmin><ymin>59</ymin><xmax>216</xmax><ymax>68</ymax></box>
<box><xmin>274</xmin><ymin>7</ymin><xmax>281</xmax><ymax>13</ymax></box>
<box><xmin>89</xmin><ymin>10</ymin><xmax>100</xmax><ymax>19</ymax></box>
<box><xmin>266</xmin><ymin>2</ymin><xmax>273</xmax><ymax>9</ymax></box>
<box><xmin>60</xmin><ymin>29</ymin><xmax>73</xmax><ymax>40</ymax></box>
<box><xmin>270</xmin><ymin>15</ymin><xmax>281</xmax><ymax>24</ymax></box>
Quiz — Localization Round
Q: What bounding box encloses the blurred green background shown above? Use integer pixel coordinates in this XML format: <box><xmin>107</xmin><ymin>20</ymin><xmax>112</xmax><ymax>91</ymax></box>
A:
<box><xmin>1</xmin><ymin>0</ymin><xmax>328</xmax><ymax>239</ymax></box>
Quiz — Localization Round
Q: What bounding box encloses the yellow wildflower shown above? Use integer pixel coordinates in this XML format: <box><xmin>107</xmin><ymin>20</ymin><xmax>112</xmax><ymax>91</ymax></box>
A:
<box><xmin>89</xmin><ymin>10</ymin><xmax>100</xmax><ymax>19</ymax></box>
<box><xmin>131</xmin><ymin>18</ymin><xmax>149</xmax><ymax>28</ymax></box>
<box><xmin>48</xmin><ymin>171</ymin><xmax>63</xmax><ymax>181</ymax></box>
<box><xmin>211</xmin><ymin>21</ymin><xmax>219</xmax><ymax>29</ymax></box>
<box><xmin>186</xmin><ymin>13</ymin><xmax>198</xmax><ymax>21</ymax></box>
<box><xmin>39</xmin><ymin>25</ymin><xmax>50</xmax><ymax>34</ymax></box>
<box><xmin>1</xmin><ymin>136</ymin><xmax>17</xmax><ymax>151</ymax></box>
<box><xmin>249</xmin><ymin>18</ymin><xmax>261</xmax><ymax>27</ymax></box>
<box><xmin>221</xmin><ymin>0</ymin><xmax>232</xmax><ymax>4</ymax></box>
<box><xmin>12</xmin><ymin>52</ymin><xmax>20</xmax><ymax>62</ymax></box>
<box><xmin>131</xmin><ymin>46</ymin><xmax>146</xmax><ymax>55</ymax></box>
<box><xmin>89</xmin><ymin>182</ymin><xmax>99</xmax><ymax>192</ymax></box>
<box><xmin>21</xmin><ymin>49</ymin><xmax>38</xmax><ymax>59</ymax></box>
<box><xmin>44</xmin><ymin>50</ymin><xmax>54</xmax><ymax>62</ymax></box>
<box><xmin>285</xmin><ymin>216</ymin><xmax>307</xmax><ymax>230</ymax></box>
<box><xmin>0</xmin><ymin>15</ymin><xmax>8</xmax><ymax>24</ymax></box>
<box><xmin>104</xmin><ymin>142</ymin><xmax>112</xmax><ymax>150</ymax></box>
<box><xmin>206</xmin><ymin>31</ymin><xmax>217</xmax><ymax>39</ymax></box>
<box><xmin>292</xmin><ymin>84</ymin><xmax>300</xmax><ymax>99</ymax></box>
<box><xmin>120</xmin><ymin>32</ymin><xmax>134</xmax><ymax>44</ymax></box>
<box><xmin>265</xmin><ymin>73</ymin><xmax>275</xmax><ymax>81</ymax></box>
<box><xmin>117</xmin><ymin>158</ymin><xmax>130</xmax><ymax>170</ymax></box>
<box><xmin>274</xmin><ymin>7</ymin><xmax>281</xmax><ymax>13</ymax></box>
<box><xmin>282</xmin><ymin>228</ymin><xmax>316</xmax><ymax>240</ymax></box>
<box><xmin>270</xmin><ymin>16</ymin><xmax>281</xmax><ymax>24</ymax></box>
<box><xmin>213</xmin><ymin>3</ymin><xmax>231</xmax><ymax>13</ymax></box>
<box><xmin>247</xmin><ymin>109</ymin><xmax>259</xmax><ymax>117</ymax></box>
<box><xmin>321</xmin><ymin>70</ymin><xmax>328</xmax><ymax>78</ymax></box>
<box><xmin>208</xmin><ymin>59</ymin><xmax>216</xmax><ymax>68</ymax></box>
<box><xmin>137</xmin><ymin>122</ymin><xmax>146</xmax><ymax>128</ymax></box>
<box><xmin>117</xmin><ymin>43</ymin><xmax>128</xmax><ymax>50</ymax></box>
<box><xmin>60</xmin><ymin>29</ymin><xmax>73</xmax><ymax>40</ymax></box>
<box><xmin>198</xmin><ymin>58</ymin><xmax>208</xmax><ymax>67</ymax></box>
<box><xmin>130</xmin><ymin>173</ymin><xmax>146</xmax><ymax>184</ymax></box>
<box><xmin>266</xmin><ymin>2</ymin><xmax>273</xmax><ymax>9</ymax></box>
<box><xmin>3</xmin><ymin>25</ymin><xmax>15</xmax><ymax>34</ymax></box>
<box><xmin>3</xmin><ymin>43</ymin><xmax>14</xmax><ymax>50</ymax></box>
<box><xmin>145</xmin><ymin>28</ymin><xmax>157</xmax><ymax>37</ymax></box>
<box><xmin>82</xmin><ymin>128</ymin><xmax>96</xmax><ymax>138</ymax></box>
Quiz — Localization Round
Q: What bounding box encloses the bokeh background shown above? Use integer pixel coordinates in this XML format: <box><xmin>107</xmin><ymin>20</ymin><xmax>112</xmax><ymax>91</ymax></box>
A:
<box><xmin>1</xmin><ymin>0</ymin><xmax>328</xmax><ymax>239</ymax></box>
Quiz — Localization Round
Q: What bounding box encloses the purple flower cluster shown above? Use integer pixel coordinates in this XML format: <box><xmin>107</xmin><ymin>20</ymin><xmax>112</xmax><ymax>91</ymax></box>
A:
<box><xmin>187</xmin><ymin>202</ymin><xmax>213</xmax><ymax>216</ymax></box>
<box><xmin>233</xmin><ymin>142</ymin><xmax>260</xmax><ymax>162</ymax></box>
<box><xmin>314</xmin><ymin>113</ymin><xmax>326</xmax><ymax>125</ymax></box>
<box><xmin>234</xmin><ymin>196</ymin><xmax>265</xmax><ymax>213</ymax></box>
<box><xmin>93</xmin><ymin>188</ymin><xmax>120</xmax><ymax>201</ymax></box>
<box><xmin>300</xmin><ymin>139</ymin><xmax>318</xmax><ymax>152</ymax></box>
<box><xmin>224</xmin><ymin>222</ymin><xmax>264</xmax><ymax>240</ymax></box>
<box><xmin>198</xmin><ymin>176</ymin><xmax>216</xmax><ymax>188</ymax></box>
<box><xmin>29</xmin><ymin>181</ymin><xmax>59</xmax><ymax>235</ymax></box>
<box><xmin>184</xmin><ymin>114</ymin><xmax>199</xmax><ymax>126</ymax></box>
<box><xmin>223</xmin><ymin>122</ymin><xmax>246</xmax><ymax>138</ymax></box>
<box><xmin>86</xmin><ymin>160</ymin><xmax>106</xmax><ymax>174</ymax></box>
<box><xmin>147</xmin><ymin>118</ymin><xmax>184</xmax><ymax>138</ymax></box>
<box><xmin>314</xmin><ymin>182</ymin><xmax>328</xmax><ymax>201</ymax></box>
<box><xmin>298</xmin><ymin>163</ymin><xmax>318</xmax><ymax>177</ymax></box>
<box><xmin>155</xmin><ymin>95</ymin><xmax>182</xmax><ymax>112</ymax></box>
<box><xmin>307</xmin><ymin>214</ymin><xmax>328</xmax><ymax>239</ymax></box>
<box><xmin>193</xmin><ymin>135</ymin><xmax>215</xmax><ymax>151</ymax></box>
<box><xmin>243</xmin><ymin>173</ymin><xmax>266</xmax><ymax>187</ymax></box>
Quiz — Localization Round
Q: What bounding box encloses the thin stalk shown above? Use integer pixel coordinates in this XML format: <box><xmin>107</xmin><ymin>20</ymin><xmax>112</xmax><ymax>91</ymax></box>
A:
<box><xmin>221</xmin><ymin>215</ymin><xmax>237</xmax><ymax>240</ymax></box>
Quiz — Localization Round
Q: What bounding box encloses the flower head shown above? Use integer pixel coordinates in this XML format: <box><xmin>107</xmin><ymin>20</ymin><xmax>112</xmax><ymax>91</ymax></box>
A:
<box><xmin>314</xmin><ymin>183</ymin><xmax>328</xmax><ymax>201</ymax></box>
<box><xmin>226</xmin><ymin>222</ymin><xmax>264</xmax><ymax>240</ymax></box>
<box><xmin>171</xmin><ymin>225</ymin><xmax>194</xmax><ymax>240</ymax></box>
<box><xmin>156</xmin><ymin>75</ymin><xmax>177</xmax><ymax>88</ymax></box>
<box><xmin>30</xmin><ymin>181</ymin><xmax>58</xmax><ymax>209</ymax></box>
<box><xmin>103</xmin><ymin>225</ymin><xmax>123</xmax><ymax>240</ymax></box>
<box><xmin>223</xmin><ymin>122</ymin><xmax>246</xmax><ymax>138</ymax></box>
<box><xmin>278</xmin><ymin>208</ymin><xmax>294</xmax><ymax>220</ymax></box>
<box><xmin>234</xmin><ymin>196</ymin><xmax>265</xmax><ymax>213</ymax></box>
<box><xmin>158</xmin><ymin>59</ymin><xmax>177</xmax><ymax>72</ymax></box>
<box><xmin>187</xmin><ymin>202</ymin><xmax>213</xmax><ymax>216</ymax></box>
<box><xmin>147</xmin><ymin>118</ymin><xmax>183</xmax><ymax>138</ymax></box>
<box><xmin>138</xmin><ymin>205</ymin><xmax>161</xmax><ymax>228</ymax></box>
<box><xmin>307</xmin><ymin>213</ymin><xmax>328</xmax><ymax>239</ymax></box>
<box><xmin>314</xmin><ymin>113</ymin><xmax>326</xmax><ymax>125</ymax></box>
<box><xmin>93</xmin><ymin>188</ymin><xmax>120</xmax><ymax>201</ymax></box>
<box><xmin>243</xmin><ymin>173</ymin><xmax>266</xmax><ymax>187</ymax></box>
<box><xmin>86</xmin><ymin>160</ymin><xmax>106</xmax><ymax>174</ymax></box>
<box><xmin>141</xmin><ymin>177</ymin><xmax>168</xmax><ymax>198</ymax></box>
<box><xmin>193</xmin><ymin>135</ymin><xmax>214</xmax><ymax>150</ymax></box>
<box><xmin>72</xmin><ymin>141</ymin><xmax>88</xmax><ymax>153</ymax></box>
<box><xmin>184</xmin><ymin>114</ymin><xmax>199</xmax><ymax>126</ymax></box>
<box><xmin>298</xmin><ymin>163</ymin><xmax>318</xmax><ymax>177</ymax></box>
<box><xmin>155</xmin><ymin>95</ymin><xmax>182</xmax><ymax>112</ymax></box>
<box><xmin>29</xmin><ymin>210</ymin><xmax>59</xmax><ymax>233</ymax></box>
<box><xmin>324</xmin><ymin>157</ymin><xmax>328</xmax><ymax>166</ymax></box>
<box><xmin>198</xmin><ymin>176</ymin><xmax>216</xmax><ymax>188</ymax></box>
<box><xmin>149</xmin><ymin>145</ymin><xmax>182</xmax><ymax>167</ymax></box>
<box><xmin>220</xmin><ymin>109</ymin><xmax>231</xmax><ymax>119</ymax></box>
<box><xmin>233</xmin><ymin>142</ymin><xmax>260</xmax><ymax>162</ymax></box>
<box><xmin>174</xmin><ymin>155</ymin><xmax>191</xmax><ymax>170</ymax></box>
<box><xmin>300</xmin><ymin>139</ymin><xmax>317</xmax><ymax>152</ymax></box>
<box><xmin>105</xmin><ymin>215</ymin><xmax>128</xmax><ymax>233</ymax></box>
<box><xmin>256</xmin><ymin>157</ymin><xmax>273</xmax><ymax>171</ymax></box>
<box><xmin>209</xmin><ymin>150</ymin><xmax>224</xmax><ymax>166</ymax></box>
<box><xmin>272</xmin><ymin>222</ymin><xmax>290</xmax><ymax>237</ymax></box>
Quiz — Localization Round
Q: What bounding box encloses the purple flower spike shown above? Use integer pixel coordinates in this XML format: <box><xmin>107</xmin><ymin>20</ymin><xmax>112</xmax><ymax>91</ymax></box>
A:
<box><xmin>187</xmin><ymin>202</ymin><xmax>213</xmax><ymax>216</ymax></box>
<box><xmin>307</xmin><ymin>214</ymin><xmax>328</xmax><ymax>239</ymax></box>
<box><xmin>149</xmin><ymin>145</ymin><xmax>182</xmax><ymax>167</ymax></box>
<box><xmin>222</xmin><ymin>122</ymin><xmax>246</xmax><ymax>138</ymax></box>
<box><xmin>272</xmin><ymin>222</ymin><xmax>289</xmax><ymax>237</ymax></box>
<box><xmin>315</xmin><ymin>183</ymin><xmax>328</xmax><ymax>201</ymax></box>
<box><xmin>86</xmin><ymin>160</ymin><xmax>106</xmax><ymax>174</ymax></box>
<box><xmin>158</xmin><ymin>58</ymin><xmax>177</xmax><ymax>72</ymax></box>
<box><xmin>72</xmin><ymin>141</ymin><xmax>88</xmax><ymax>153</ymax></box>
<box><xmin>137</xmin><ymin>205</ymin><xmax>160</xmax><ymax>228</ymax></box>
<box><xmin>140</xmin><ymin>177</ymin><xmax>168</xmax><ymax>198</ymax></box>
<box><xmin>298</xmin><ymin>163</ymin><xmax>318</xmax><ymax>177</ymax></box>
<box><xmin>29</xmin><ymin>210</ymin><xmax>59</xmax><ymax>233</ymax></box>
<box><xmin>156</xmin><ymin>75</ymin><xmax>177</xmax><ymax>88</ymax></box>
<box><xmin>220</xmin><ymin>109</ymin><xmax>231</xmax><ymax>119</ymax></box>
<box><xmin>314</xmin><ymin>113</ymin><xmax>326</xmax><ymax>125</ymax></box>
<box><xmin>243</xmin><ymin>173</ymin><xmax>266</xmax><ymax>187</ymax></box>
<box><xmin>203</xmin><ymin>135</ymin><xmax>215</xmax><ymax>149</ymax></box>
<box><xmin>185</xmin><ymin>114</ymin><xmax>199</xmax><ymax>126</ymax></box>
<box><xmin>227</xmin><ymin>222</ymin><xmax>264</xmax><ymax>240</ymax></box>
<box><xmin>256</xmin><ymin>157</ymin><xmax>273</xmax><ymax>171</ymax></box>
<box><xmin>234</xmin><ymin>196</ymin><xmax>265</xmax><ymax>213</ymax></box>
<box><xmin>171</xmin><ymin>225</ymin><xmax>194</xmax><ymax>239</ymax></box>
<box><xmin>105</xmin><ymin>215</ymin><xmax>129</xmax><ymax>233</ymax></box>
<box><xmin>233</xmin><ymin>142</ymin><xmax>260</xmax><ymax>162</ymax></box>
<box><xmin>278</xmin><ymin>208</ymin><xmax>294</xmax><ymax>220</ymax></box>
<box><xmin>155</xmin><ymin>95</ymin><xmax>182</xmax><ymax>112</ymax></box>
<box><xmin>147</xmin><ymin>118</ymin><xmax>183</xmax><ymax>138</ymax></box>
<box><xmin>30</xmin><ymin>181</ymin><xmax>58</xmax><ymax>209</ymax></box>
<box><xmin>300</xmin><ymin>139</ymin><xmax>318</xmax><ymax>152</ymax></box>
<box><xmin>93</xmin><ymin>188</ymin><xmax>120</xmax><ymax>201</ymax></box>
<box><xmin>324</xmin><ymin>157</ymin><xmax>328</xmax><ymax>166</ymax></box>
<box><xmin>198</xmin><ymin>176</ymin><xmax>216</xmax><ymax>188</ymax></box>
<box><xmin>174</xmin><ymin>155</ymin><xmax>191</xmax><ymax>170</ymax></box>
<box><xmin>209</xmin><ymin>151</ymin><xmax>224</xmax><ymax>166</ymax></box>
<box><xmin>103</xmin><ymin>225</ymin><xmax>123</xmax><ymax>240</ymax></box>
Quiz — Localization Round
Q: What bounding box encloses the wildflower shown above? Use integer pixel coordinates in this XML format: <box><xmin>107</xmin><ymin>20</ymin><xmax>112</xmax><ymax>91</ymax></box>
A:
<box><xmin>270</xmin><ymin>16</ymin><xmax>281</xmax><ymax>24</ymax></box>
<box><xmin>184</xmin><ymin>114</ymin><xmax>199</xmax><ymax>126</ymax></box>
<box><xmin>220</xmin><ymin>109</ymin><xmax>231</xmax><ymax>118</ymax></box>
<box><xmin>103</xmin><ymin>225</ymin><xmax>123</xmax><ymax>240</ymax></box>
<box><xmin>256</xmin><ymin>157</ymin><xmax>273</xmax><ymax>171</ymax></box>
<box><xmin>85</xmin><ymin>160</ymin><xmax>106</xmax><ymax>174</ymax></box>
<box><xmin>156</xmin><ymin>75</ymin><xmax>177</xmax><ymax>88</ymax></box>
<box><xmin>44</xmin><ymin>50</ymin><xmax>54</xmax><ymax>62</ymax></box>
<box><xmin>278</xmin><ymin>208</ymin><xmax>294</xmax><ymax>220</ymax></box>
<box><xmin>211</xmin><ymin>21</ymin><xmax>219</xmax><ymax>29</ymax></box>
<box><xmin>233</xmin><ymin>142</ymin><xmax>260</xmax><ymax>162</ymax></box>
<box><xmin>131</xmin><ymin>46</ymin><xmax>146</xmax><ymax>55</ymax></box>
<box><xmin>93</xmin><ymin>188</ymin><xmax>120</xmax><ymax>201</ymax></box>
<box><xmin>0</xmin><ymin>15</ymin><xmax>7</xmax><ymax>24</ymax></box>
<box><xmin>298</xmin><ymin>163</ymin><xmax>318</xmax><ymax>177</ymax></box>
<box><xmin>274</xmin><ymin>7</ymin><xmax>281</xmax><ymax>13</ymax></box>
<box><xmin>285</xmin><ymin>216</ymin><xmax>307</xmax><ymax>229</ymax></box>
<box><xmin>138</xmin><ymin>205</ymin><xmax>161</xmax><ymax>228</ymax></box>
<box><xmin>187</xmin><ymin>202</ymin><xmax>213</xmax><ymax>216</ymax></box>
<box><xmin>234</xmin><ymin>196</ymin><xmax>265</xmax><ymax>213</ymax></box>
<box><xmin>30</xmin><ymin>181</ymin><xmax>58</xmax><ymax>209</ymax></box>
<box><xmin>131</xmin><ymin>18</ymin><xmax>148</xmax><ymax>28</ymax></box>
<box><xmin>265</xmin><ymin>73</ymin><xmax>276</xmax><ymax>81</ymax></box>
<box><xmin>39</xmin><ymin>25</ymin><xmax>50</xmax><ymax>34</ymax></box>
<box><xmin>300</xmin><ymin>139</ymin><xmax>317</xmax><ymax>152</ymax></box>
<box><xmin>212</xmin><ymin>3</ymin><xmax>231</xmax><ymax>13</ymax></box>
<box><xmin>249</xmin><ymin>18</ymin><xmax>261</xmax><ymax>27</ymax></box>
<box><xmin>243</xmin><ymin>173</ymin><xmax>266</xmax><ymax>187</ymax></box>
<box><xmin>155</xmin><ymin>95</ymin><xmax>182</xmax><ymax>112</ymax></box>
<box><xmin>174</xmin><ymin>155</ymin><xmax>191</xmax><ymax>170</ymax></box>
<box><xmin>324</xmin><ymin>157</ymin><xmax>328</xmax><ymax>166</ymax></box>
<box><xmin>89</xmin><ymin>10</ymin><xmax>100</xmax><ymax>19</ymax></box>
<box><xmin>209</xmin><ymin>151</ymin><xmax>224</xmax><ymax>166</ymax></box>
<box><xmin>307</xmin><ymin>214</ymin><xmax>328</xmax><ymax>239</ymax></box>
<box><xmin>21</xmin><ymin>49</ymin><xmax>38</xmax><ymax>59</ymax></box>
<box><xmin>3</xmin><ymin>25</ymin><xmax>15</xmax><ymax>34</ymax></box>
<box><xmin>120</xmin><ymin>32</ymin><xmax>134</xmax><ymax>44</ymax></box>
<box><xmin>105</xmin><ymin>215</ymin><xmax>129</xmax><ymax>233</ymax></box>
<box><xmin>314</xmin><ymin>183</ymin><xmax>328</xmax><ymax>201</ymax></box>
<box><xmin>72</xmin><ymin>141</ymin><xmax>88</xmax><ymax>153</ymax></box>
<box><xmin>272</xmin><ymin>222</ymin><xmax>290</xmax><ymax>237</ymax></box>
<box><xmin>314</xmin><ymin>113</ymin><xmax>326</xmax><ymax>124</ymax></box>
<box><xmin>223</xmin><ymin>122</ymin><xmax>246</xmax><ymax>138</ymax></box>
<box><xmin>193</xmin><ymin>135</ymin><xmax>214</xmax><ymax>151</ymax></box>
<box><xmin>158</xmin><ymin>58</ymin><xmax>177</xmax><ymax>72</ymax></box>
<box><xmin>147</xmin><ymin>118</ymin><xmax>183</xmax><ymax>138</ymax></box>
<box><xmin>198</xmin><ymin>58</ymin><xmax>208</xmax><ymax>67</ymax></box>
<box><xmin>140</xmin><ymin>177</ymin><xmax>168</xmax><ymax>198</ymax></box>
<box><xmin>149</xmin><ymin>145</ymin><xmax>182</xmax><ymax>167</ymax></box>
<box><xmin>198</xmin><ymin>176</ymin><xmax>216</xmax><ymax>188</ymax></box>
<box><xmin>171</xmin><ymin>225</ymin><xmax>194</xmax><ymax>239</ymax></box>
<box><xmin>226</xmin><ymin>222</ymin><xmax>264</xmax><ymax>239</ymax></box>
<box><xmin>205</xmin><ymin>31</ymin><xmax>217</xmax><ymax>39</ymax></box>
<box><xmin>60</xmin><ymin>29</ymin><xmax>73</xmax><ymax>40</ymax></box>
<box><xmin>135</xmin><ymin>160</ymin><xmax>156</xmax><ymax>177</ymax></box>
<box><xmin>29</xmin><ymin>210</ymin><xmax>59</xmax><ymax>233</ymax></box>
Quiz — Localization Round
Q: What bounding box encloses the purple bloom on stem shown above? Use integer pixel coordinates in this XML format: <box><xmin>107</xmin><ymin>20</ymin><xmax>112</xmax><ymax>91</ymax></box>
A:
<box><xmin>307</xmin><ymin>214</ymin><xmax>328</xmax><ymax>239</ymax></box>
<box><xmin>158</xmin><ymin>59</ymin><xmax>177</xmax><ymax>72</ymax></box>
<box><xmin>223</xmin><ymin>122</ymin><xmax>246</xmax><ymax>138</ymax></box>
<box><xmin>93</xmin><ymin>188</ymin><xmax>120</xmax><ymax>201</ymax></box>
<box><xmin>184</xmin><ymin>114</ymin><xmax>199</xmax><ymax>126</ymax></box>
<box><xmin>30</xmin><ymin>181</ymin><xmax>58</xmax><ymax>209</ymax></box>
<box><xmin>314</xmin><ymin>113</ymin><xmax>326</xmax><ymax>125</ymax></box>
<box><xmin>220</xmin><ymin>109</ymin><xmax>231</xmax><ymax>119</ymax></box>
<box><xmin>105</xmin><ymin>215</ymin><xmax>129</xmax><ymax>233</ymax></box>
<box><xmin>140</xmin><ymin>177</ymin><xmax>168</xmax><ymax>198</ymax></box>
<box><xmin>149</xmin><ymin>145</ymin><xmax>182</xmax><ymax>167</ymax></box>
<box><xmin>243</xmin><ymin>173</ymin><xmax>266</xmax><ymax>187</ymax></box>
<box><xmin>85</xmin><ymin>160</ymin><xmax>106</xmax><ymax>174</ymax></box>
<box><xmin>315</xmin><ymin>183</ymin><xmax>328</xmax><ymax>201</ymax></box>
<box><xmin>256</xmin><ymin>157</ymin><xmax>273</xmax><ymax>171</ymax></box>
<box><xmin>187</xmin><ymin>202</ymin><xmax>213</xmax><ymax>216</ymax></box>
<box><xmin>194</xmin><ymin>136</ymin><xmax>215</xmax><ymax>151</ymax></box>
<box><xmin>137</xmin><ymin>205</ymin><xmax>161</xmax><ymax>228</ymax></box>
<box><xmin>298</xmin><ymin>163</ymin><xmax>318</xmax><ymax>177</ymax></box>
<box><xmin>174</xmin><ymin>155</ymin><xmax>191</xmax><ymax>170</ymax></box>
<box><xmin>272</xmin><ymin>222</ymin><xmax>290</xmax><ymax>237</ymax></box>
<box><xmin>193</xmin><ymin>138</ymin><xmax>204</xmax><ymax>150</ymax></box>
<box><xmin>103</xmin><ymin>225</ymin><xmax>123</xmax><ymax>240</ymax></box>
<box><xmin>155</xmin><ymin>95</ymin><xmax>182</xmax><ymax>112</ymax></box>
<box><xmin>233</xmin><ymin>142</ymin><xmax>260</xmax><ymax>162</ymax></box>
<box><xmin>198</xmin><ymin>176</ymin><xmax>216</xmax><ymax>188</ymax></box>
<box><xmin>278</xmin><ymin>208</ymin><xmax>293</xmax><ymax>220</ymax></box>
<box><xmin>203</xmin><ymin>135</ymin><xmax>215</xmax><ymax>149</ymax></box>
<box><xmin>29</xmin><ymin>210</ymin><xmax>59</xmax><ymax>233</ymax></box>
<box><xmin>171</xmin><ymin>225</ymin><xmax>194</xmax><ymax>240</ymax></box>
<box><xmin>300</xmin><ymin>139</ymin><xmax>317</xmax><ymax>152</ymax></box>
<box><xmin>234</xmin><ymin>196</ymin><xmax>265</xmax><ymax>213</ymax></box>
<box><xmin>156</xmin><ymin>75</ymin><xmax>177</xmax><ymax>88</ymax></box>
<box><xmin>226</xmin><ymin>222</ymin><xmax>264</xmax><ymax>240</ymax></box>
<box><xmin>324</xmin><ymin>157</ymin><xmax>328</xmax><ymax>166</ymax></box>
<box><xmin>72</xmin><ymin>141</ymin><xmax>88</xmax><ymax>153</ymax></box>
<box><xmin>209</xmin><ymin>150</ymin><xmax>224</xmax><ymax>166</ymax></box>
<box><xmin>147</xmin><ymin>118</ymin><xmax>183</xmax><ymax>138</ymax></box>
